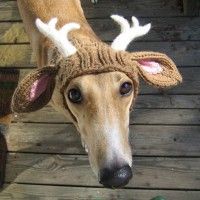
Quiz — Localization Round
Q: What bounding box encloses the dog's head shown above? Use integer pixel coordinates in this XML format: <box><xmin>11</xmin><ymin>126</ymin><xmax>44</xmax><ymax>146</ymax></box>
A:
<box><xmin>12</xmin><ymin>16</ymin><xmax>182</xmax><ymax>188</ymax></box>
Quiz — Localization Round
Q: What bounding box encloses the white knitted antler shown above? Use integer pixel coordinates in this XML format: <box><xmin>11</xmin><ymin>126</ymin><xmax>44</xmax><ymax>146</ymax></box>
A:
<box><xmin>111</xmin><ymin>15</ymin><xmax>151</xmax><ymax>51</ymax></box>
<box><xmin>35</xmin><ymin>18</ymin><xmax>80</xmax><ymax>58</ymax></box>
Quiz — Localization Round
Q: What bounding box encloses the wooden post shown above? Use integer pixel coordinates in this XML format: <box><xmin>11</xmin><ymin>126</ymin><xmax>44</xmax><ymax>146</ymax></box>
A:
<box><xmin>183</xmin><ymin>0</ymin><xmax>200</xmax><ymax>16</ymax></box>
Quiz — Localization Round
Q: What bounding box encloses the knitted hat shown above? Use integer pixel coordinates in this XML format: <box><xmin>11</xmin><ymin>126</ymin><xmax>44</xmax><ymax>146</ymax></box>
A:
<box><xmin>11</xmin><ymin>17</ymin><xmax>182</xmax><ymax>113</ymax></box>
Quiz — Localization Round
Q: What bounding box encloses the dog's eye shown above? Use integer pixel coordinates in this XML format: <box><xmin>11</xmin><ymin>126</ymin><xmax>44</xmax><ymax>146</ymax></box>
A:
<box><xmin>68</xmin><ymin>88</ymin><xmax>82</xmax><ymax>103</ymax></box>
<box><xmin>120</xmin><ymin>82</ymin><xmax>133</xmax><ymax>96</ymax></box>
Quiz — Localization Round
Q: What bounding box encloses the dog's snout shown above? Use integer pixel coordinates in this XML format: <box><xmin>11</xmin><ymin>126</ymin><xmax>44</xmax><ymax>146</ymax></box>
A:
<box><xmin>99</xmin><ymin>165</ymin><xmax>132</xmax><ymax>188</ymax></box>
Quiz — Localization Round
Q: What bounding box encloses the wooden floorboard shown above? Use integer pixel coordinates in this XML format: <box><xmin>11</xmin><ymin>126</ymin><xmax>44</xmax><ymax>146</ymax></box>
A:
<box><xmin>6</xmin><ymin>123</ymin><xmax>200</xmax><ymax>156</ymax></box>
<box><xmin>0</xmin><ymin>0</ymin><xmax>184</xmax><ymax>22</ymax></box>
<box><xmin>1</xmin><ymin>17</ymin><xmax>200</xmax><ymax>44</ymax></box>
<box><xmin>0</xmin><ymin>184</ymin><xmax>200</xmax><ymax>200</ymax></box>
<box><xmin>9</xmin><ymin>66</ymin><xmax>200</xmax><ymax>106</ymax></box>
<box><xmin>5</xmin><ymin>153</ymin><xmax>200</xmax><ymax>189</ymax></box>
<box><xmin>17</xmin><ymin>67</ymin><xmax>200</xmax><ymax>95</ymax></box>
<box><xmin>1</xmin><ymin>42</ymin><xmax>200</xmax><ymax>67</ymax></box>
<box><xmin>1</xmin><ymin>0</ymin><xmax>200</xmax><ymax>197</ymax></box>
<box><xmin>139</xmin><ymin>67</ymin><xmax>200</xmax><ymax>94</ymax></box>
<box><xmin>183</xmin><ymin>0</ymin><xmax>200</xmax><ymax>16</ymax></box>
<box><xmin>136</xmin><ymin>95</ymin><xmax>200</xmax><ymax>108</ymax></box>
<box><xmin>13</xmin><ymin>106</ymin><xmax>200</xmax><ymax>124</ymax></box>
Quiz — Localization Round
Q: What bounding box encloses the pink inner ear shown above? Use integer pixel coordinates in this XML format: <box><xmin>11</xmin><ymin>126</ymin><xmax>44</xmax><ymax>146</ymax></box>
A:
<box><xmin>138</xmin><ymin>60</ymin><xmax>163</xmax><ymax>74</ymax></box>
<box><xmin>29</xmin><ymin>74</ymin><xmax>51</xmax><ymax>102</ymax></box>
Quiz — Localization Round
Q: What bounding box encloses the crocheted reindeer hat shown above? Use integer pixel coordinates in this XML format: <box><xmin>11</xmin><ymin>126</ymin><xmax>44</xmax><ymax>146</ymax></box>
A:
<box><xmin>12</xmin><ymin>16</ymin><xmax>182</xmax><ymax>113</ymax></box>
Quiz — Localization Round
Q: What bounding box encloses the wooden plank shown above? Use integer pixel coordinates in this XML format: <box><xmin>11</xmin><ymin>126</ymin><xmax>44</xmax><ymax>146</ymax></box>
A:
<box><xmin>1</xmin><ymin>17</ymin><xmax>200</xmax><ymax>43</ymax></box>
<box><xmin>141</xmin><ymin>67</ymin><xmax>200</xmax><ymax>95</ymax></box>
<box><xmin>183</xmin><ymin>0</ymin><xmax>200</xmax><ymax>16</ymax></box>
<box><xmin>13</xmin><ymin>106</ymin><xmax>200</xmax><ymax>124</ymax></box>
<box><xmin>6</xmin><ymin>123</ymin><xmax>200</xmax><ymax>156</ymax></box>
<box><xmin>15</xmin><ymin>68</ymin><xmax>200</xmax><ymax>107</ymax></box>
<box><xmin>137</xmin><ymin>95</ymin><xmax>200</xmax><ymax>108</ymax></box>
<box><xmin>92</xmin><ymin>17</ymin><xmax>200</xmax><ymax>42</ymax></box>
<box><xmin>0</xmin><ymin>1</ymin><xmax>20</xmax><ymax>21</ymax></box>
<box><xmin>0</xmin><ymin>45</ymin><xmax>33</xmax><ymax>67</ymax></box>
<box><xmin>17</xmin><ymin>67</ymin><xmax>200</xmax><ymax>95</ymax></box>
<box><xmin>5</xmin><ymin>153</ymin><xmax>200</xmax><ymax>189</ymax></box>
<box><xmin>128</xmin><ymin>42</ymin><xmax>200</xmax><ymax>67</ymax></box>
<box><xmin>0</xmin><ymin>22</ymin><xmax>29</xmax><ymax>43</ymax></box>
<box><xmin>82</xmin><ymin>0</ymin><xmax>184</xmax><ymax>18</ymax></box>
<box><xmin>1</xmin><ymin>42</ymin><xmax>200</xmax><ymax>67</ymax></box>
<box><xmin>13</xmin><ymin>68</ymin><xmax>200</xmax><ymax>108</ymax></box>
<box><xmin>1</xmin><ymin>184</ymin><xmax>200</xmax><ymax>200</ymax></box>
<box><xmin>0</xmin><ymin>0</ymin><xmax>184</xmax><ymax>22</ymax></box>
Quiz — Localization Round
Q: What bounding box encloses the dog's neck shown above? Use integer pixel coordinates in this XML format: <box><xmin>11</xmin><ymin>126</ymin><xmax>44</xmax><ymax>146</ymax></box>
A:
<box><xmin>17</xmin><ymin>0</ymin><xmax>99</xmax><ymax>67</ymax></box>
<box><xmin>40</xmin><ymin>0</ymin><xmax>101</xmax><ymax>65</ymax></box>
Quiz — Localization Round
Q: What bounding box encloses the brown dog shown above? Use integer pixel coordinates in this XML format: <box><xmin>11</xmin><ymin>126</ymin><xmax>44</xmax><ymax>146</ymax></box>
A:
<box><xmin>13</xmin><ymin>0</ymin><xmax>182</xmax><ymax>188</ymax></box>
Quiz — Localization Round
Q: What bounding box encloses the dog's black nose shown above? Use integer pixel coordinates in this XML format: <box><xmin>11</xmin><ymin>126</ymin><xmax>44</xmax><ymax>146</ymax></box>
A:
<box><xmin>99</xmin><ymin>165</ymin><xmax>132</xmax><ymax>188</ymax></box>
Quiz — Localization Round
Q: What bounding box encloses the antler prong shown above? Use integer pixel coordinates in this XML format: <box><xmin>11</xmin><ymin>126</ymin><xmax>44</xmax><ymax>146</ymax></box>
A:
<box><xmin>111</xmin><ymin>15</ymin><xmax>130</xmax><ymax>32</ymax></box>
<box><xmin>131</xmin><ymin>16</ymin><xmax>139</xmax><ymax>27</ymax></box>
<box><xmin>111</xmin><ymin>15</ymin><xmax>151</xmax><ymax>51</ymax></box>
<box><xmin>35</xmin><ymin>18</ymin><xmax>80</xmax><ymax>58</ymax></box>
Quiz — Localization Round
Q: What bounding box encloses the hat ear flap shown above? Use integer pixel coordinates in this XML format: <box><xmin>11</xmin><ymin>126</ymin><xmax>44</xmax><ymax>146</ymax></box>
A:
<box><xmin>130</xmin><ymin>52</ymin><xmax>182</xmax><ymax>88</ymax></box>
<box><xmin>12</xmin><ymin>67</ymin><xmax>58</xmax><ymax>113</ymax></box>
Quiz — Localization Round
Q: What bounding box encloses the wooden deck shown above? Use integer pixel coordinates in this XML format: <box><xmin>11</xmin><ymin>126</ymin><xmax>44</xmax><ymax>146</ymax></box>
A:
<box><xmin>0</xmin><ymin>0</ymin><xmax>200</xmax><ymax>199</ymax></box>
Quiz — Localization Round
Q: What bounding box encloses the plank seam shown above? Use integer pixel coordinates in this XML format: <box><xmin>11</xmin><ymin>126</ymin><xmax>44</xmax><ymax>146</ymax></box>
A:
<box><xmin>7</xmin><ymin>151</ymin><xmax>200</xmax><ymax>158</ymax></box>
<box><xmin>7</xmin><ymin>152</ymin><xmax>200</xmax><ymax>158</ymax></box>
<box><xmin>4</xmin><ymin>182</ymin><xmax>200</xmax><ymax>191</ymax></box>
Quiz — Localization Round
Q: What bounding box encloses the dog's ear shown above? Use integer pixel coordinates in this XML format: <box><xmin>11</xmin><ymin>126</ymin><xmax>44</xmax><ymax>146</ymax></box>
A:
<box><xmin>127</xmin><ymin>51</ymin><xmax>182</xmax><ymax>88</ymax></box>
<box><xmin>12</xmin><ymin>67</ymin><xmax>58</xmax><ymax>113</ymax></box>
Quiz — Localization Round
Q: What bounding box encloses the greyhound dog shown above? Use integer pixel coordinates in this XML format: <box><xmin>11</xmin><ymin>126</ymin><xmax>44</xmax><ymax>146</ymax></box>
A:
<box><xmin>13</xmin><ymin>0</ymin><xmax>182</xmax><ymax>188</ymax></box>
